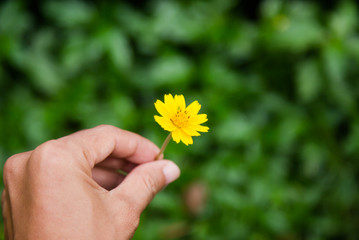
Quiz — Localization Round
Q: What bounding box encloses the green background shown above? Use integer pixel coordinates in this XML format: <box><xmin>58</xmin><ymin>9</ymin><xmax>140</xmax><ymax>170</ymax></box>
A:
<box><xmin>1</xmin><ymin>0</ymin><xmax>359</xmax><ymax>239</ymax></box>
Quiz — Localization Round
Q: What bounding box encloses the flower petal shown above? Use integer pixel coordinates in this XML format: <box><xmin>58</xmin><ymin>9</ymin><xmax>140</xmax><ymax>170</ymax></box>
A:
<box><xmin>182</xmin><ymin>126</ymin><xmax>200</xmax><ymax>136</ymax></box>
<box><xmin>154</xmin><ymin>100</ymin><xmax>169</xmax><ymax>117</ymax></box>
<box><xmin>154</xmin><ymin>115</ymin><xmax>176</xmax><ymax>131</ymax></box>
<box><xmin>178</xmin><ymin>129</ymin><xmax>193</xmax><ymax>145</ymax></box>
<box><xmin>186</xmin><ymin>101</ymin><xmax>201</xmax><ymax>115</ymax></box>
<box><xmin>189</xmin><ymin>124</ymin><xmax>209</xmax><ymax>132</ymax></box>
<box><xmin>164</xmin><ymin>94</ymin><xmax>177</xmax><ymax>117</ymax></box>
<box><xmin>164</xmin><ymin>93</ymin><xmax>174</xmax><ymax>104</ymax></box>
<box><xmin>174</xmin><ymin>94</ymin><xmax>186</xmax><ymax>111</ymax></box>
<box><xmin>154</xmin><ymin>94</ymin><xmax>209</xmax><ymax>146</ymax></box>
<box><xmin>190</xmin><ymin>114</ymin><xmax>208</xmax><ymax>124</ymax></box>
<box><xmin>171</xmin><ymin>129</ymin><xmax>181</xmax><ymax>143</ymax></box>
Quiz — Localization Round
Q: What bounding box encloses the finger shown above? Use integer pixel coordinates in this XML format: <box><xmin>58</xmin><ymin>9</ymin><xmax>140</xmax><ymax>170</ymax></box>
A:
<box><xmin>43</xmin><ymin>125</ymin><xmax>160</xmax><ymax>168</ymax></box>
<box><xmin>110</xmin><ymin>160</ymin><xmax>180</xmax><ymax>213</ymax></box>
<box><xmin>3</xmin><ymin>151</ymin><xmax>32</xmax><ymax>188</ymax></box>
<box><xmin>95</xmin><ymin>157</ymin><xmax>137</xmax><ymax>173</ymax></box>
<box><xmin>92</xmin><ymin>167</ymin><xmax>126</xmax><ymax>190</ymax></box>
<box><xmin>2</xmin><ymin>190</ymin><xmax>13</xmax><ymax>240</ymax></box>
<box><xmin>2</xmin><ymin>152</ymin><xmax>31</xmax><ymax>240</ymax></box>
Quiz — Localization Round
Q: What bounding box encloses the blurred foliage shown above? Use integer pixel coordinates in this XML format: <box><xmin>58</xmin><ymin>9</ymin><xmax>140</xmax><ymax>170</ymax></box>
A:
<box><xmin>1</xmin><ymin>0</ymin><xmax>359</xmax><ymax>239</ymax></box>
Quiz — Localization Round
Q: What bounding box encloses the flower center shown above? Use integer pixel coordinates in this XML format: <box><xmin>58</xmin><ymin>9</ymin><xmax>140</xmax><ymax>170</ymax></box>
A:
<box><xmin>171</xmin><ymin>108</ymin><xmax>190</xmax><ymax>128</ymax></box>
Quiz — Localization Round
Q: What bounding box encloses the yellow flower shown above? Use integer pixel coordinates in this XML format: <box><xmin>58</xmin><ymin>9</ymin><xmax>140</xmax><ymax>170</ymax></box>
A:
<box><xmin>154</xmin><ymin>94</ymin><xmax>209</xmax><ymax>145</ymax></box>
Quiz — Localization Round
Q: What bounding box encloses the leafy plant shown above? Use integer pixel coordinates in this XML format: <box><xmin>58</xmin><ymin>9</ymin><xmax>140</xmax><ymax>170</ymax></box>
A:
<box><xmin>1</xmin><ymin>0</ymin><xmax>358</xmax><ymax>239</ymax></box>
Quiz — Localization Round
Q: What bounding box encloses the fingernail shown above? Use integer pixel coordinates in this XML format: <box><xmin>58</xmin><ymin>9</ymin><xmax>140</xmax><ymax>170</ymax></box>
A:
<box><xmin>163</xmin><ymin>162</ymin><xmax>180</xmax><ymax>184</ymax></box>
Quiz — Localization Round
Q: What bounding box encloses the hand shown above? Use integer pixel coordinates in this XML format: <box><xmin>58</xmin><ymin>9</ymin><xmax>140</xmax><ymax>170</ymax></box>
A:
<box><xmin>1</xmin><ymin>125</ymin><xmax>180</xmax><ymax>240</ymax></box>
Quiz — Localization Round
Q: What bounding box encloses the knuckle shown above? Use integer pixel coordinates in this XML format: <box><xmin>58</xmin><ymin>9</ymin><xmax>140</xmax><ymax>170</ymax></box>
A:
<box><xmin>3</xmin><ymin>153</ymin><xmax>25</xmax><ymax>184</ymax></box>
<box><xmin>94</xmin><ymin>125</ymin><xmax>125</xmax><ymax>141</ymax></box>
<box><xmin>95</xmin><ymin>124</ymin><xmax>117</xmax><ymax>132</ymax></box>
<box><xmin>33</xmin><ymin>140</ymin><xmax>62</xmax><ymax>158</ymax></box>
<box><xmin>34</xmin><ymin>140</ymin><xmax>61</xmax><ymax>155</ymax></box>
<box><xmin>31</xmin><ymin>140</ymin><xmax>65</xmax><ymax>168</ymax></box>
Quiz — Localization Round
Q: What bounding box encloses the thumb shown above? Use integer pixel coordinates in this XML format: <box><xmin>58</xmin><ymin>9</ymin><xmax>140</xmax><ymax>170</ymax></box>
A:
<box><xmin>111</xmin><ymin>160</ymin><xmax>180</xmax><ymax>212</ymax></box>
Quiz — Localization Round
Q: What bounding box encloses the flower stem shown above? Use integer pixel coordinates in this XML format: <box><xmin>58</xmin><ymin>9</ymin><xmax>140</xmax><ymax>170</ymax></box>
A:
<box><xmin>155</xmin><ymin>133</ymin><xmax>172</xmax><ymax>160</ymax></box>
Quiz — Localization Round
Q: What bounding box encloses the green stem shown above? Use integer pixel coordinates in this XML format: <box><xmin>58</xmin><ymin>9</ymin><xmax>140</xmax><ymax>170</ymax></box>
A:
<box><xmin>155</xmin><ymin>133</ymin><xmax>172</xmax><ymax>160</ymax></box>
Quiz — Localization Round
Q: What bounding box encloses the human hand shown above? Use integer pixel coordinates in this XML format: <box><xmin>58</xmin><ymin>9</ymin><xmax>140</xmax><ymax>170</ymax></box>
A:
<box><xmin>2</xmin><ymin>125</ymin><xmax>180</xmax><ymax>240</ymax></box>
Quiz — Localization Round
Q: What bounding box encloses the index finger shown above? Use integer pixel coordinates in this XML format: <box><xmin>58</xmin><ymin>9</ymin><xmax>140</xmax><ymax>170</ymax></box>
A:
<box><xmin>57</xmin><ymin>125</ymin><xmax>160</xmax><ymax>168</ymax></box>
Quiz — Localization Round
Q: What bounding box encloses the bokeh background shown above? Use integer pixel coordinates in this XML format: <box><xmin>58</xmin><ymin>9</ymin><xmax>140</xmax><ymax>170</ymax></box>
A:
<box><xmin>1</xmin><ymin>0</ymin><xmax>359</xmax><ymax>239</ymax></box>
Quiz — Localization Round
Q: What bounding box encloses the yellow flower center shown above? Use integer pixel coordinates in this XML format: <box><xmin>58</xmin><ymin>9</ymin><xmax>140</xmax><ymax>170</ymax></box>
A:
<box><xmin>171</xmin><ymin>108</ymin><xmax>190</xmax><ymax>128</ymax></box>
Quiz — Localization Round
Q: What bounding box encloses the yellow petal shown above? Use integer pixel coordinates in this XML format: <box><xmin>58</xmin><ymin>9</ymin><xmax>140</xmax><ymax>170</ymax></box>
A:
<box><xmin>164</xmin><ymin>93</ymin><xmax>174</xmax><ymax>104</ymax></box>
<box><xmin>187</xmin><ymin>136</ymin><xmax>193</xmax><ymax>145</ymax></box>
<box><xmin>154</xmin><ymin>115</ymin><xmax>176</xmax><ymax>131</ymax></box>
<box><xmin>186</xmin><ymin>101</ymin><xmax>201</xmax><ymax>115</ymax></box>
<box><xmin>189</xmin><ymin>124</ymin><xmax>209</xmax><ymax>132</ymax></box>
<box><xmin>174</xmin><ymin>94</ymin><xmax>186</xmax><ymax>111</ymax></box>
<box><xmin>190</xmin><ymin>114</ymin><xmax>208</xmax><ymax>124</ymax></box>
<box><xmin>182</xmin><ymin>126</ymin><xmax>200</xmax><ymax>136</ymax></box>
<box><xmin>155</xmin><ymin>93</ymin><xmax>209</xmax><ymax>145</ymax></box>
<box><xmin>164</xmin><ymin>94</ymin><xmax>177</xmax><ymax>117</ymax></box>
<box><xmin>171</xmin><ymin>129</ymin><xmax>181</xmax><ymax>143</ymax></box>
<box><xmin>179</xmin><ymin>129</ymin><xmax>193</xmax><ymax>145</ymax></box>
<box><xmin>154</xmin><ymin>100</ymin><xmax>169</xmax><ymax>117</ymax></box>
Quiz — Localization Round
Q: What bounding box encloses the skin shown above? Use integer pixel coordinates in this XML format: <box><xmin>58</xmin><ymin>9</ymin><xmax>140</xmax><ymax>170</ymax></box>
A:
<box><xmin>1</xmin><ymin>125</ymin><xmax>180</xmax><ymax>240</ymax></box>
